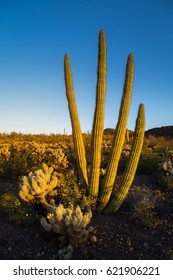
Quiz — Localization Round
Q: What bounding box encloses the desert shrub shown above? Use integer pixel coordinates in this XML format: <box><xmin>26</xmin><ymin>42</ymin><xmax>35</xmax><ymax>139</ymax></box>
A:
<box><xmin>44</xmin><ymin>147</ymin><xmax>68</xmax><ymax>170</ymax></box>
<box><xmin>0</xmin><ymin>192</ymin><xmax>40</xmax><ymax>225</ymax></box>
<box><xmin>19</xmin><ymin>162</ymin><xmax>92</xmax><ymax>211</ymax></box>
<box><xmin>1</xmin><ymin>144</ymin><xmax>29</xmax><ymax>180</ymax></box>
<box><xmin>55</xmin><ymin>173</ymin><xmax>92</xmax><ymax>209</ymax></box>
<box><xmin>127</xmin><ymin>186</ymin><xmax>161</xmax><ymax>228</ymax></box>
<box><xmin>0</xmin><ymin>139</ymin><xmax>69</xmax><ymax>180</ymax></box>
<box><xmin>117</xmin><ymin>157</ymin><xmax>129</xmax><ymax>174</ymax></box>
<box><xmin>160</xmin><ymin>176</ymin><xmax>173</xmax><ymax>191</ymax></box>
<box><xmin>0</xmin><ymin>144</ymin><xmax>10</xmax><ymax>173</ymax></box>
<box><xmin>26</xmin><ymin>142</ymin><xmax>69</xmax><ymax>172</ymax></box>
<box><xmin>145</xmin><ymin>136</ymin><xmax>173</xmax><ymax>154</ymax></box>
<box><xmin>137</xmin><ymin>154</ymin><xmax>163</xmax><ymax>175</ymax></box>
<box><xmin>101</xmin><ymin>142</ymin><xmax>132</xmax><ymax>174</ymax></box>
<box><xmin>83</xmin><ymin>133</ymin><xmax>92</xmax><ymax>164</ymax></box>
<box><xmin>101</xmin><ymin>141</ymin><xmax>112</xmax><ymax>166</ymax></box>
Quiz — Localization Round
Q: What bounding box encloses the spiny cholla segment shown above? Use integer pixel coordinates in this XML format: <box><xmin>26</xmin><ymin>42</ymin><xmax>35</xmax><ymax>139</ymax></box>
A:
<box><xmin>19</xmin><ymin>163</ymin><xmax>58</xmax><ymax>202</ymax></box>
<box><xmin>40</xmin><ymin>203</ymin><xmax>92</xmax><ymax>239</ymax></box>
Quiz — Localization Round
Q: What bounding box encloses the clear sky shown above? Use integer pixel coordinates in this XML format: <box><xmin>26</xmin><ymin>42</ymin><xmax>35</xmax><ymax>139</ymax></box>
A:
<box><xmin>0</xmin><ymin>0</ymin><xmax>173</xmax><ymax>134</ymax></box>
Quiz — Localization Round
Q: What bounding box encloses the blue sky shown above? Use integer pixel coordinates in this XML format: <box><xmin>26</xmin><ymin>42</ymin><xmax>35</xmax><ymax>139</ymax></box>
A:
<box><xmin>0</xmin><ymin>0</ymin><xmax>172</xmax><ymax>134</ymax></box>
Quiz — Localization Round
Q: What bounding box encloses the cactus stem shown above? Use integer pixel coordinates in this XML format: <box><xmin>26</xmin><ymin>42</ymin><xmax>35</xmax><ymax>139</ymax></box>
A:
<box><xmin>103</xmin><ymin>104</ymin><xmax>145</xmax><ymax>214</ymax></box>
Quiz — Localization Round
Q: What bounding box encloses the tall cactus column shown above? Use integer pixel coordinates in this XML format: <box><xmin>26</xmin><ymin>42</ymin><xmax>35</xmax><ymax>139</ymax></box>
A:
<box><xmin>97</xmin><ymin>54</ymin><xmax>134</xmax><ymax>213</ymax></box>
<box><xmin>104</xmin><ymin>104</ymin><xmax>145</xmax><ymax>214</ymax></box>
<box><xmin>64</xmin><ymin>54</ymin><xmax>88</xmax><ymax>189</ymax></box>
<box><xmin>89</xmin><ymin>30</ymin><xmax>106</xmax><ymax>204</ymax></box>
<box><xmin>63</xmin><ymin>30</ymin><xmax>146</xmax><ymax>215</ymax></box>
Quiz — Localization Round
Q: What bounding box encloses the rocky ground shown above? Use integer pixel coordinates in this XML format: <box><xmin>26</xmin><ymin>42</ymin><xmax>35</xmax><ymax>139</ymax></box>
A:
<box><xmin>0</xmin><ymin>175</ymin><xmax>173</xmax><ymax>260</ymax></box>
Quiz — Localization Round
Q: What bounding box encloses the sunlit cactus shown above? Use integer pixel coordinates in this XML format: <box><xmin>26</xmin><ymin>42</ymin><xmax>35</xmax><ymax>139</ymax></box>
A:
<box><xmin>97</xmin><ymin>53</ymin><xmax>134</xmax><ymax>212</ymax></box>
<box><xmin>64</xmin><ymin>30</ymin><xmax>145</xmax><ymax>214</ymax></box>
<box><xmin>103</xmin><ymin>104</ymin><xmax>145</xmax><ymax>214</ymax></box>
<box><xmin>89</xmin><ymin>29</ymin><xmax>107</xmax><ymax>204</ymax></box>
<box><xmin>40</xmin><ymin>203</ymin><xmax>92</xmax><ymax>243</ymax></box>
<box><xmin>19</xmin><ymin>163</ymin><xmax>58</xmax><ymax>204</ymax></box>
<box><xmin>64</xmin><ymin>54</ymin><xmax>88</xmax><ymax>189</ymax></box>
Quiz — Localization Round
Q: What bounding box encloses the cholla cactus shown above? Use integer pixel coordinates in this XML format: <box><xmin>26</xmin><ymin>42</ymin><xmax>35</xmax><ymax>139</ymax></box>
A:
<box><xmin>40</xmin><ymin>203</ymin><xmax>92</xmax><ymax>242</ymax></box>
<box><xmin>19</xmin><ymin>163</ymin><xmax>58</xmax><ymax>204</ymax></box>
<box><xmin>45</xmin><ymin>148</ymin><xmax>68</xmax><ymax>169</ymax></box>
<box><xmin>159</xmin><ymin>160</ymin><xmax>173</xmax><ymax>175</ymax></box>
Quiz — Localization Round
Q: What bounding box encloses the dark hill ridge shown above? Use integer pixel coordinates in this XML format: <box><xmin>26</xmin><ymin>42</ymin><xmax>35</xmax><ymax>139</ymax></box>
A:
<box><xmin>104</xmin><ymin>128</ymin><xmax>133</xmax><ymax>136</ymax></box>
<box><xmin>104</xmin><ymin>126</ymin><xmax>173</xmax><ymax>139</ymax></box>
<box><xmin>145</xmin><ymin>126</ymin><xmax>173</xmax><ymax>139</ymax></box>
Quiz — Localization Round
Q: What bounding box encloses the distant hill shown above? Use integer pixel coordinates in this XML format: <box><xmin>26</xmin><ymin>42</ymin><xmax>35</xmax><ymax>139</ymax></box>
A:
<box><xmin>104</xmin><ymin>126</ymin><xmax>173</xmax><ymax>140</ymax></box>
<box><xmin>145</xmin><ymin>126</ymin><xmax>173</xmax><ymax>139</ymax></box>
<box><xmin>104</xmin><ymin>128</ymin><xmax>134</xmax><ymax>137</ymax></box>
<box><xmin>104</xmin><ymin>128</ymin><xmax>115</xmax><ymax>135</ymax></box>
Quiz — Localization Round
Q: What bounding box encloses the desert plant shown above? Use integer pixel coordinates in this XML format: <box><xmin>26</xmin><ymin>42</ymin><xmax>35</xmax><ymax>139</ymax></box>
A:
<box><xmin>127</xmin><ymin>186</ymin><xmax>161</xmax><ymax>228</ymax></box>
<box><xmin>64</xmin><ymin>54</ymin><xmax>88</xmax><ymax>190</ymax></box>
<box><xmin>0</xmin><ymin>192</ymin><xmax>40</xmax><ymax>225</ymax></box>
<box><xmin>159</xmin><ymin>160</ymin><xmax>173</xmax><ymax>175</ymax></box>
<box><xmin>158</xmin><ymin>157</ymin><xmax>173</xmax><ymax>190</ymax></box>
<box><xmin>56</xmin><ymin>244</ymin><xmax>74</xmax><ymax>260</ymax></box>
<box><xmin>56</xmin><ymin>172</ymin><xmax>92</xmax><ymax>209</ymax></box>
<box><xmin>2</xmin><ymin>144</ymin><xmax>28</xmax><ymax>179</ymax></box>
<box><xmin>0</xmin><ymin>140</ymin><xmax>69</xmax><ymax>179</ymax></box>
<box><xmin>137</xmin><ymin>154</ymin><xmax>163</xmax><ymax>175</ymax></box>
<box><xmin>64</xmin><ymin>29</ymin><xmax>145</xmax><ymax>214</ymax></box>
<box><xmin>19</xmin><ymin>163</ymin><xmax>59</xmax><ymax>207</ymax></box>
<box><xmin>40</xmin><ymin>203</ymin><xmax>92</xmax><ymax>249</ymax></box>
<box><xmin>89</xmin><ymin>29</ymin><xmax>106</xmax><ymax>203</ymax></box>
<box><xmin>103</xmin><ymin>104</ymin><xmax>145</xmax><ymax>214</ymax></box>
<box><xmin>97</xmin><ymin>52</ymin><xmax>135</xmax><ymax>212</ymax></box>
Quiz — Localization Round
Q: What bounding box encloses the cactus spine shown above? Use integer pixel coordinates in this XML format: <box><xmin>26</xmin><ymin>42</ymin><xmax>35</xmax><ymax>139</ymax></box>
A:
<box><xmin>89</xmin><ymin>30</ymin><xmax>106</xmax><ymax>203</ymax></box>
<box><xmin>104</xmin><ymin>104</ymin><xmax>145</xmax><ymax>214</ymax></box>
<box><xmin>97</xmin><ymin>54</ymin><xmax>134</xmax><ymax>212</ymax></box>
<box><xmin>64</xmin><ymin>54</ymin><xmax>88</xmax><ymax>188</ymax></box>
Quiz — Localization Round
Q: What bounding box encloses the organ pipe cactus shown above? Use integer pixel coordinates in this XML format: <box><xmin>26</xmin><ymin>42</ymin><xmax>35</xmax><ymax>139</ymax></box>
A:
<box><xmin>90</xmin><ymin>30</ymin><xmax>106</xmax><ymax>204</ymax></box>
<box><xmin>97</xmin><ymin>53</ymin><xmax>134</xmax><ymax>212</ymax></box>
<box><xmin>64</xmin><ymin>54</ymin><xmax>88</xmax><ymax>189</ymax></box>
<box><xmin>64</xmin><ymin>30</ymin><xmax>145</xmax><ymax>214</ymax></box>
<box><xmin>103</xmin><ymin>104</ymin><xmax>145</xmax><ymax>214</ymax></box>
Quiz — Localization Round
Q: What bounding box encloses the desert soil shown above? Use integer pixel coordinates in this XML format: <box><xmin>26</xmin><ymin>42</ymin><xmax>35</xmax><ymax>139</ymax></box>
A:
<box><xmin>0</xmin><ymin>175</ymin><xmax>173</xmax><ymax>260</ymax></box>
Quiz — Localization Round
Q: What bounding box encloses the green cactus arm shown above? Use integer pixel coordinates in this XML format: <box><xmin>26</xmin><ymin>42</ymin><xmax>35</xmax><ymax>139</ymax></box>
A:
<box><xmin>97</xmin><ymin>53</ymin><xmax>134</xmax><ymax>213</ymax></box>
<box><xmin>64</xmin><ymin>54</ymin><xmax>88</xmax><ymax>188</ymax></box>
<box><xmin>89</xmin><ymin>29</ymin><xmax>107</xmax><ymax>203</ymax></box>
<box><xmin>103</xmin><ymin>103</ymin><xmax>145</xmax><ymax>215</ymax></box>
